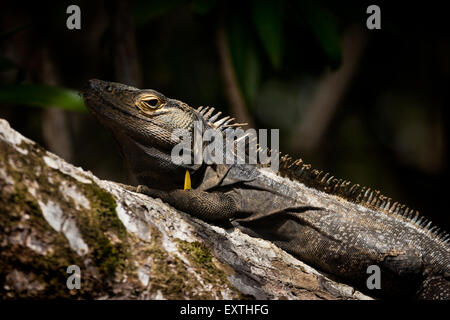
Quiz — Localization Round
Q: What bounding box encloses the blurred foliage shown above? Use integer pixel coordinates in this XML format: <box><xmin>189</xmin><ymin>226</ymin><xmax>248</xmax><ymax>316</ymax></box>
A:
<box><xmin>0</xmin><ymin>0</ymin><xmax>343</xmax><ymax>112</ymax></box>
<box><xmin>250</xmin><ymin>0</ymin><xmax>284</xmax><ymax>69</ymax></box>
<box><xmin>0</xmin><ymin>84</ymin><xmax>85</xmax><ymax>111</ymax></box>
<box><xmin>0</xmin><ymin>21</ymin><xmax>84</xmax><ymax>111</ymax></box>
<box><xmin>300</xmin><ymin>1</ymin><xmax>341</xmax><ymax>68</ymax></box>
<box><xmin>227</xmin><ymin>13</ymin><xmax>262</xmax><ymax>106</ymax></box>
<box><xmin>132</xmin><ymin>0</ymin><xmax>342</xmax><ymax>107</ymax></box>
<box><xmin>133</xmin><ymin>0</ymin><xmax>186</xmax><ymax>26</ymax></box>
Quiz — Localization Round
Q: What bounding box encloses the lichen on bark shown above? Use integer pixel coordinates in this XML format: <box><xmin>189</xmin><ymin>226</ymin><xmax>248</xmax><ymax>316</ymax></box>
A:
<box><xmin>0</xmin><ymin>133</ymin><xmax>133</xmax><ymax>297</ymax></box>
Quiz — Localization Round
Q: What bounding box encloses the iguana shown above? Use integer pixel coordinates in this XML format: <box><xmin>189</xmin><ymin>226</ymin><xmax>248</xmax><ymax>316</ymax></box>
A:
<box><xmin>82</xmin><ymin>79</ymin><xmax>450</xmax><ymax>299</ymax></box>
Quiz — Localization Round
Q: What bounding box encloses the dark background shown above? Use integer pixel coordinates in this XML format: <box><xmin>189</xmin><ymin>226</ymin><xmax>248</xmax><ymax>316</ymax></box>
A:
<box><xmin>0</xmin><ymin>1</ymin><xmax>449</xmax><ymax>229</ymax></box>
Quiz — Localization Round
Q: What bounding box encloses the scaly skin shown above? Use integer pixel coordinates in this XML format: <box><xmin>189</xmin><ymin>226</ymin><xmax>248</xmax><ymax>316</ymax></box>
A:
<box><xmin>83</xmin><ymin>79</ymin><xmax>450</xmax><ymax>299</ymax></box>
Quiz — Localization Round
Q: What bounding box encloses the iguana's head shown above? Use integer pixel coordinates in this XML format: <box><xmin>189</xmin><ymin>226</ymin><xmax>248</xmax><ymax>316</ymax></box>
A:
<box><xmin>82</xmin><ymin>79</ymin><xmax>198</xmax><ymax>149</ymax></box>
<box><xmin>82</xmin><ymin>79</ymin><xmax>202</xmax><ymax>189</ymax></box>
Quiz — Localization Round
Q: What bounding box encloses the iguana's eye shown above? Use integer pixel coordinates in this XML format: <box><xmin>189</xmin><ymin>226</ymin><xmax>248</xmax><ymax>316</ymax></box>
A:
<box><xmin>143</xmin><ymin>98</ymin><xmax>159</xmax><ymax>108</ymax></box>
<box><xmin>136</xmin><ymin>94</ymin><xmax>163</xmax><ymax>113</ymax></box>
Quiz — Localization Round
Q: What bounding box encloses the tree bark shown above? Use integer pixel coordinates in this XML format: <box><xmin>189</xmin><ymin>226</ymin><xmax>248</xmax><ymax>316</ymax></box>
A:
<box><xmin>0</xmin><ymin>118</ymin><xmax>371</xmax><ymax>300</ymax></box>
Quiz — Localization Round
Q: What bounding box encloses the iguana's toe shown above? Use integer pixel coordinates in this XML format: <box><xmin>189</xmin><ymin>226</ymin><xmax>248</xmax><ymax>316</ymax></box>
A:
<box><xmin>136</xmin><ymin>184</ymin><xmax>151</xmax><ymax>194</ymax></box>
<box><xmin>116</xmin><ymin>183</ymin><xmax>137</xmax><ymax>192</ymax></box>
<box><xmin>136</xmin><ymin>185</ymin><xmax>168</xmax><ymax>199</ymax></box>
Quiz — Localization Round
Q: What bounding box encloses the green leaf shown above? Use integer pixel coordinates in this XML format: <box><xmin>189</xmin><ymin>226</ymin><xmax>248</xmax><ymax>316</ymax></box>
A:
<box><xmin>0</xmin><ymin>84</ymin><xmax>86</xmax><ymax>111</ymax></box>
<box><xmin>227</xmin><ymin>16</ymin><xmax>261</xmax><ymax>106</ymax></box>
<box><xmin>192</xmin><ymin>0</ymin><xmax>216</xmax><ymax>15</ymax></box>
<box><xmin>251</xmin><ymin>0</ymin><xmax>283</xmax><ymax>69</ymax></box>
<box><xmin>301</xmin><ymin>0</ymin><xmax>342</xmax><ymax>69</ymax></box>
<box><xmin>133</xmin><ymin>0</ymin><xmax>187</xmax><ymax>27</ymax></box>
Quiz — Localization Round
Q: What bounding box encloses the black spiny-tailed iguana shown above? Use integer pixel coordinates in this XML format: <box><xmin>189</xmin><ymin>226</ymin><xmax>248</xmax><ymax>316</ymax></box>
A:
<box><xmin>82</xmin><ymin>79</ymin><xmax>450</xmax><ymax>299</ymax></box>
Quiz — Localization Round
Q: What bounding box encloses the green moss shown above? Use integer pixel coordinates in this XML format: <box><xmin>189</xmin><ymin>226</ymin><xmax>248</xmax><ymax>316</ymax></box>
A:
<box><xmin>177</xmin><ymin>240</ymin><xmax>243</xmax><ymax>299</ymax></box>
<box><xmin>0</xmin><ymin>180</ymin><xmax>131</xmax><ymax>298</ymax></box>
<box><xmin>0</xmin><ymin>139</ymin><xmax>134</xmax><ymax>297</ymax></box>
<box><xmin>144</xmin><ymin>245</ymin><xmax>194</xmax><ymax>298</ymax></box>
<box><xmin>0</xmin><ymin>187</ymin><xmax>88</xmax><ymax>298</ymax></box>
<box><xmin>73</xmin><ymin>182</ymin><xmax>131</xmax><ymax>278</ymax></box>
<box><xmin>90</xmin><ymin>186</ymin><xmax>127</xmax><ymax>239</ymax></box>
<box><xmin>178</xmin><ymin>241</ymin><xmax>215</xmax><ymax>269</ymax></box>
<box><xmin>133</xmin><ymin>233</ymin><xmax>240</xmax><ymax>299</ymax></box>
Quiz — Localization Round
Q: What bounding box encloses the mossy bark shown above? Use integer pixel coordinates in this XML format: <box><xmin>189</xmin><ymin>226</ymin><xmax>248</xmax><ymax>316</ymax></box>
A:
<box><xmin>0</xmin><ymin>118</ymin><xmax>371</xmax><ymax>300</ymax></box>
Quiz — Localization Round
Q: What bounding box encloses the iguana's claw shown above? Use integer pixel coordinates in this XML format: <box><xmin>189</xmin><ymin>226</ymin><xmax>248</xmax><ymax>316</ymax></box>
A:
<box><xmin>136</xmin><ymin>185</ymin><xmax>153</xmax><ymax>195</ymax></box>
<box><xmin>136</xmin><ymin>185</ymin><xmax>168</xmax><ymax>200</ymax></box>
<box><xmin>116</xmin><ymin>183</ymin><xmax>137</xmax><ymax>192</ymax></box>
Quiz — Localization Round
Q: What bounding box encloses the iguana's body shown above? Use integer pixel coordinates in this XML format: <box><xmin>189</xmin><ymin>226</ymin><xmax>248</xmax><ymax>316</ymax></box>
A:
<box><xmin>83</xmin><ymin>79</ymin><xmax>450</xmax><ymax>299</ymax></box>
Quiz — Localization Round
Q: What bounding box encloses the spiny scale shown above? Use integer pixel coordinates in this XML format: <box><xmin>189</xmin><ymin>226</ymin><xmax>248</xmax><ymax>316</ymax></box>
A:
<box><xmin>195</xmin><ymin>105</ymin><xmax>449</xmax><ymax>244</ymax></box>
<box><xmin>197</xmin><ymin>106</ymin><xmax>247</xmax><ymax>130</ymax></box>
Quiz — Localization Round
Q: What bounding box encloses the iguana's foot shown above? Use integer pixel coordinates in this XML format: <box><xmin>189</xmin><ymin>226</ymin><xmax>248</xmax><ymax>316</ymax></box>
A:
<box><xmin>136</xmin><ymin>185</ymin><xmax>237</xmax><ymax>222</ymax></box>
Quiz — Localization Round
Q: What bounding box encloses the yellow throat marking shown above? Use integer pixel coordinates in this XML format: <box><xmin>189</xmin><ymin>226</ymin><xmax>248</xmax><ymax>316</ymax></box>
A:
<box><xmin>184</xmin><ymin>170</ymin><xmax>191</xmax><ymax>190</ymax></box>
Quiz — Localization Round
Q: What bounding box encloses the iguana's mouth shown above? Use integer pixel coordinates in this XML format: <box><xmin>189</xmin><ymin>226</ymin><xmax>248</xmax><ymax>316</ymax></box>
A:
<box><xmin>82</xmin><ymin>81</ymin><xmax>143</xmax><ymax>121</ymax></box>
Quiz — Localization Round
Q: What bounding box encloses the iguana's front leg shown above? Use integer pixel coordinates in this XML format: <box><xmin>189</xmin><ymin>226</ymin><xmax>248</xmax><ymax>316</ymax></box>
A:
<box><xmin>136</xmin><ymin>185</ymin><xmax>238</xmax><ymax>222</ymax></box>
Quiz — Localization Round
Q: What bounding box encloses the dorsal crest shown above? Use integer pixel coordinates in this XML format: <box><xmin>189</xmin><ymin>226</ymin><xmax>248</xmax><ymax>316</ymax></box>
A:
<box><xmin>196</xmin><ymin>106</ymin><xmax>247</xmax><ymax>131</ymax></box>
